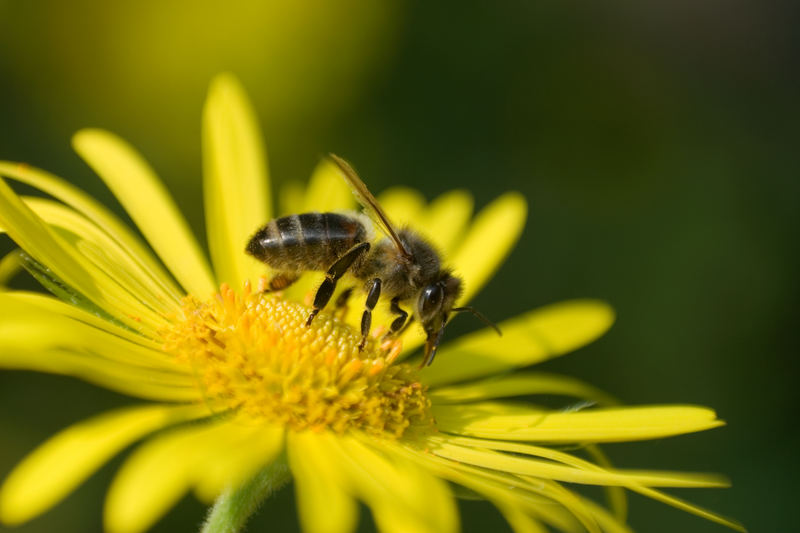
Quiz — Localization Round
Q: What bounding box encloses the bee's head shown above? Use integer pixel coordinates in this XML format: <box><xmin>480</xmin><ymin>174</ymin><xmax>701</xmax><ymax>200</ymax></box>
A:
<box><xmin>417</xmin><ymin>272</ymin><xmax>462</xmax><ymax>367</ymax></box>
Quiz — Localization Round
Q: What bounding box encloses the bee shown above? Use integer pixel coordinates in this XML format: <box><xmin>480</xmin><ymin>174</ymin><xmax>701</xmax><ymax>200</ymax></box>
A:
<box><xmin>246</xmin><ymin>154</ymin><xmax>499</xmax><ymax>366</ymax></box>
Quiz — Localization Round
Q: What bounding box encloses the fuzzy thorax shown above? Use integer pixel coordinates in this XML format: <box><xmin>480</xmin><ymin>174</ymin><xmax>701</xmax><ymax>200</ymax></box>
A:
<box><xmin>161</xmin><ymin>282</ymin><xmax>432</xmax><ymax>437</ymax></box>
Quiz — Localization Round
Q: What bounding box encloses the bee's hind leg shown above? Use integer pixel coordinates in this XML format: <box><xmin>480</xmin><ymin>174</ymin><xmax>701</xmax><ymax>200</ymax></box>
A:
<box><xmin>334</xmin><ymin>286</ymin><xmax>355</xmax><ymax>320</ymax></box>
<box><xmin>262</xmin><ymin>271</ymin><xmax>299</xmax><ymax>293</ymax></box>
<box><xmin>307</xmin><ymin>242</ymin><xmax>370</xmax><ymax>326</ymax></box>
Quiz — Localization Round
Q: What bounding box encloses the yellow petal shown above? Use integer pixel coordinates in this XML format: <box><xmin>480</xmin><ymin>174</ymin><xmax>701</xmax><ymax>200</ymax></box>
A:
<box><xmin>451</xmin><ymin>192</ymin><xmax>526</xmax><ymax>303</ymax></box>
<box><xmin>430</xmin><ymin>372</ymin><xmax>617</xmax><ymax>405</ymax></box>
<box><xmin>0</xmin><ymin>248</ymin><xmax>22</xmax><ymax>286</ymax></box>
<box><xmin>105</xmin><ymin>420</ymin><xmax>243</xmax><ymax>533</ymax></box>
<box><xmin>377</xmin><ymin>187</ymin><xmax>426</xmax><ymax>228</ymax></box>
<box><xmin>0</xmin><ymin>293</ymin><xmax>179</xmax><ymax>370</ymax></box>
<box><xmin>444</xmin><ymin>435</ymin><xmax>635</xmax><ymax>523</ymax></box>
<box><xmin>302</xmin><ymin>158</ymin><xmax>357</xmax><ymax>212</ymax></box>
<box><xmin>423</xmin><ymin>300</ymin><xmax>615</xmax><ymax>386</ymax></box>
<box><xmin>426</xmin><ymin>438</ymin><xmax>728</xmax><ymax>488</ymax></box>
<box><xmin>336</xmin><ymin>436</ymin><xmax>459</xmax><ymax>533</ymax></box>
<box><xmin>432</xmin><ymin>402</ymin><xmax>724</xmax><ymax>442</ymax></box>
<box><xmin>630</xmin><ymin>485</ymin><xmax>746</xmax><ymax>532</ymax></box>
<box><xmin>105</xmin><ymin>419</ymin><xmax>284</xmax><ymax>533</ymax></box>
<box><xmin>571</xmin><ymin>497</ymin><xmax>633</xmax><ymax>533</ymax></box>
<box><xmin>494</xmin><ymin>503</ymin><xmax>549</xmax><ymax>533</ymax></box>
<box><xmin>1</xmin><ymin>347</ymin><xmax>197</xmax><ymax>402</ymax></box>
<box><xmin>202</xmin><ymin>73</ymin><xmax>271</xmax><ymax>287</ymax></box>
<box><xmin>0</xmin><ymin>294</ymin><xmax>194</xmax><ymax>400</ymax></box>
<box><xmin>279</xmin><ymin>181</ymin><xmax>305</xmax><ymax>216</ymax></box>
<box><xmin>526</xmin><ymin>479</ymin><xmax>602</xmax><ymax>533</ymax></box>
<box><xmin>0</xmin><ymin>161</ymin><xmax>183</xmax><ymax>301</ymax></box>
<box><xmin>72</xmin><ymin>129</ymin><xmax>216</xmax><ymax>297</ymax></box>
<box><xmin>0</xmin><ymin>404</ymin><xmax>205</xmax><ymax>525</ymax></box>
<box><xmin>404</xmin><ymin>446</ymin><xmax>585</xmax><ymax>533</ymax></box>
<box><xmin>584</xmin><ymin>444</ymin><xmax>627</xmax><ymax>522</ymax></box>
<box><xmin>418</xmin><ymin>189</ymin><xmax>473</xmax><ymax>255</ymax></box>
<box><xmin>21</xmin><ymin>196</ymin><xmax>178</xmax><ymax>315</ymax></box>
<box><xmin>287</xmin><ymin>432</ymin><xmax>358</xmax><ymax>533</ymax></box>
<box><xmin>4</xmin><ymin>291</ymin><xmax>162</xmax><ymax>350</ymax></box>
<box><xmin>0</xmin><ymin>340</ymin><xmax>196</xmax><ymax>401</ymax></box>
<box><xmin>194</xmin><ymin>423</ymin><xmax>284</xmax><ymax>502</ymax></box>
<box><xmin>474</xmin><ymin>435</ymin><xmax>739</xmax><ymax>532</ymax></box>
<box><xmin>0</xmin><ymin>177</ymin><xmax>157</xmax><ymax>332</ymax></box>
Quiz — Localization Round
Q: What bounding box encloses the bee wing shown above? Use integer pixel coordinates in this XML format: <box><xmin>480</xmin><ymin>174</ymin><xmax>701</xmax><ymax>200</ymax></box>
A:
<box><xmin>328</xmin><ymin>153</ymin><xmax>412</xmax><ymax>258</ymax></box>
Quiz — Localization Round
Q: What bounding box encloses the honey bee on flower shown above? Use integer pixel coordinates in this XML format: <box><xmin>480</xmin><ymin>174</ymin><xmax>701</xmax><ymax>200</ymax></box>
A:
<box><xmin>245</xmin><ymin>153</ymin><xmax>501</xmax><ymax>367</ymax></box>
<box><xmin>0</xmin><ymin>74</ymin><xmax>744</xmax><ymax>533</ymax></box>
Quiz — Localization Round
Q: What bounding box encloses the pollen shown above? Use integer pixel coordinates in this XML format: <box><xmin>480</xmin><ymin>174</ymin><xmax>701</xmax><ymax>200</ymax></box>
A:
<box><xmin>161</xmin><ymin>282</ymin><xmax>432</xmax><ymax>437</ymax></box>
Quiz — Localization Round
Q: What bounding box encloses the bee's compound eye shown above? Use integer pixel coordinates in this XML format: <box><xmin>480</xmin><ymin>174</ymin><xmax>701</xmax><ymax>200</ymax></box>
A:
<box><xmin>419</xmin><ymin>284</ymin><xmax>444</xmax><ymax>319</ymax></box>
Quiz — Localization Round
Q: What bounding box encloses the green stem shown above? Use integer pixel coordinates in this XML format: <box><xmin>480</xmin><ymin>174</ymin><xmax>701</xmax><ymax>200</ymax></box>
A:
<box><xmin>201</xmin><ymin>457</ymin><xmax>291</xmax><ymax>533</ymax></box>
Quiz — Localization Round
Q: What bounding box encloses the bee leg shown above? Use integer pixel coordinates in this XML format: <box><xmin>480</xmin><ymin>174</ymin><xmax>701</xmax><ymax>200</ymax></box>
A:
<box><xmin>264</xmin><ymin>271</ymin><xmax>299</xmax><ymax>292</ymax></box>
<box><xmin>396</xmin><ymin>315</ymin><xmax>415</xmax><ymax>336</ymax></box>
<box><xmin>388</xmin><ymin>297</ymin><xmax>408</xmax><ymax>334</ymax></box>
<box><xmin>307</xmin><ymin>242</ymin><xmax>370</xmax><ymax>326</ymax></box>
<box><xmin>359</xmin><ymin>278</ymin><xmax>381</xmax><ymax>351</ymax></box>
<box><xmin>334</xmin><ymin>286</ymin><xmax>355</xmax><ymax>319</ymax></box>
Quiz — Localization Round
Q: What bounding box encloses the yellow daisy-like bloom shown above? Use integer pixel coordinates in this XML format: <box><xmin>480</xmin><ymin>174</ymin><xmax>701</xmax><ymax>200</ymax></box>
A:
<box><xmin>0</xmin><ymin>74</ymin><xmax>743</xmax><ymax>533</ymax></box>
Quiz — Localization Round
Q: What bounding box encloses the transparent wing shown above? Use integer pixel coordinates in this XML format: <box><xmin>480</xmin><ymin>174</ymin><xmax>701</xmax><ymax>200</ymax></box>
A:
<box><xmin>327</xmin><ymin>154</ymin><xmax>411</xmax><ymax>258</ymax></box>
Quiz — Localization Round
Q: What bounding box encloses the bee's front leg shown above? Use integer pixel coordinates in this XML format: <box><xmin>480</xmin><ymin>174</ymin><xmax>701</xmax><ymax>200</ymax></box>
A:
<box><xmin>388</xmin><ymin>297</ymin><xmax>408</xmax><ymax>334</ymax></box>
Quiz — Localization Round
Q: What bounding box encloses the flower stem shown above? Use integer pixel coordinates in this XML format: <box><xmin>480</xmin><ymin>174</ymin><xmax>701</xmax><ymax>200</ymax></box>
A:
<box><xmin>201</xmin><ymin>457</ymin><xmax>291</xmax><ymax>533</ymax></box>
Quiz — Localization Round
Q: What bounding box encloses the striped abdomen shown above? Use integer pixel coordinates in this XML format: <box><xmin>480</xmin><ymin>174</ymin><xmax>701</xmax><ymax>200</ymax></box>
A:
<box><xmin>246</xmin><ymin>212</ymin><xmax>368</xmax><ymax>272</ymax></box>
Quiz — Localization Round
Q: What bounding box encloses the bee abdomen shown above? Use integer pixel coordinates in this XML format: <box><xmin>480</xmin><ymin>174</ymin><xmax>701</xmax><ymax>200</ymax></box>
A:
<box><xmin>246</xmin><ymin>212</ymin><xmax>367</xmax><ymax>271</ymax></box>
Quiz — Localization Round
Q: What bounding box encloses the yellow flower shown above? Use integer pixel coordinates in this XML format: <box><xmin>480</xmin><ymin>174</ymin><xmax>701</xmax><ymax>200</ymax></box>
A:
<box><xmin>0</xmin><ymin>74</ymin><xmax>743</xmax><ymax>533</ymax></box>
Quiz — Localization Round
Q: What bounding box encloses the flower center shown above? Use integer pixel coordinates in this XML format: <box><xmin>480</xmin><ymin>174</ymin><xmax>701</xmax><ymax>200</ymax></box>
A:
<box><xmin>162</xmin><ymin>282</ymin><xmax>431</xmax><ymax>437</ymax></box>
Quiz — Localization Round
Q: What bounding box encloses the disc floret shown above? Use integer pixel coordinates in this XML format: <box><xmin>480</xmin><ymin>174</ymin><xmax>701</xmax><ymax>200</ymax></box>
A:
<box><xmin>163</xmin><ymin>282</ymin><xmax>432</xmax><ymax>437</ymax></box>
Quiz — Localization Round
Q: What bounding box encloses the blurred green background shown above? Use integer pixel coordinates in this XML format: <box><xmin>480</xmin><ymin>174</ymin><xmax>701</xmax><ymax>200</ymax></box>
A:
<box><xmin>0</xmin><ymin>1</ymin><xmax>796</xmax><ymax>532</ymax></box>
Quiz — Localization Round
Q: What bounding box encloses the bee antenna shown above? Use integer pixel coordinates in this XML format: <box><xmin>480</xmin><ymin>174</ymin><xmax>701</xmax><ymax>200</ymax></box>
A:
<box><xmin>452</xmin><ymin>306</ymin><xmax>502</xmax><ymax>336</ymax></box>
